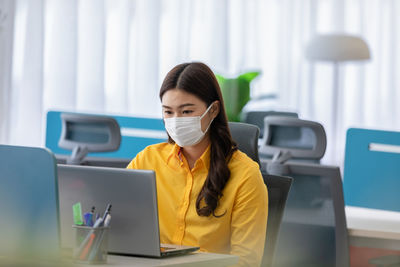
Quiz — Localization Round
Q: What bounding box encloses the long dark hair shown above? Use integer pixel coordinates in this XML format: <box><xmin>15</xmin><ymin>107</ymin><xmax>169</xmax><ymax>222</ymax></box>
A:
<box><xmin>159</xmin><ymin>62</ymin><xmax>237</xmax><ymax>217</ymax></box>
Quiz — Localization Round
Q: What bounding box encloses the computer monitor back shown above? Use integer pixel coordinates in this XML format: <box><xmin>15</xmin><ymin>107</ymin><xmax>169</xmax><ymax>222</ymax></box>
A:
<box><xmin>57</xmin><ymin>165</ymin><xmax>162</xmax><ymax>257</ymax></box>
<box><xmin>0</xmin><ymin>145</ymin><xmax>60</xmax><ymax>262</ymax></box>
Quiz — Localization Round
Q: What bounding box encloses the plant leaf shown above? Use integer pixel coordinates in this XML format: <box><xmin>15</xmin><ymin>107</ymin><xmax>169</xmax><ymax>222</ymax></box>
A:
<box><xmin>238</xmin><ymin>71</ymin><xmax>260</xmax><ymax>82</ymax></box>
<box><xmin>215</xmin><ymin>74</ymin><xmax>226</xmax><ymax>83</ymax></box>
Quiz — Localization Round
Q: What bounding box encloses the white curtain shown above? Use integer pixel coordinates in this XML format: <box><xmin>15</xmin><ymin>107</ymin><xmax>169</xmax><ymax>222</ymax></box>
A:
<box><xmin>0</xmin><ymin>0</ymin><xmax>15</xmax><ymax>144</ymax></box>
<box><xmin>1</xmin><ymin>0</ymin><xmax>400</xmax><ymax>166</ymax></box>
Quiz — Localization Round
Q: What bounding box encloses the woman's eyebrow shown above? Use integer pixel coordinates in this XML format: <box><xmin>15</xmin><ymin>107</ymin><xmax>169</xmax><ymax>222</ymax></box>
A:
<box><xmin>178</xmin><ymin>103</ymin><xmax>195</xmax><ymax>108</ymax></box>
<box><xmin>162</xmin><ymin>103</ymin><xmax>196</xmax><ymax>109</ymax></box>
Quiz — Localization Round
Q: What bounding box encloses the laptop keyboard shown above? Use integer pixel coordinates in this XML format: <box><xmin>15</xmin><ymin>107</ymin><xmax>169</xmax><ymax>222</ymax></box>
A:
<box><xmin>160</xmin><ymin>247</ymin><xmax>175</xmax><ymax>252</ymax></box>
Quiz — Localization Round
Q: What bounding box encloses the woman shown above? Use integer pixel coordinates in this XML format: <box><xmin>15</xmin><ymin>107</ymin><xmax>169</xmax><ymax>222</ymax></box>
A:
<box><xmin>127</xmin><ymin>62</ymin><xmax>268</xmax><ymax>266</ymax></box>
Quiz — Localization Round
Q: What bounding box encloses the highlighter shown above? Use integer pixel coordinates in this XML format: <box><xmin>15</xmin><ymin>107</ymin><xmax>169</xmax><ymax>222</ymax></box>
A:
<box><xmin>73</xmin><ymin>202</ymin><xmax>84</xmax><ymax>225</ymax></box>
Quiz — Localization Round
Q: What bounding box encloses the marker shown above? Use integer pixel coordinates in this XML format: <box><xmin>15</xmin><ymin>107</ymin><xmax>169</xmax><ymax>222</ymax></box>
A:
<box><xmin>84</xmin><ymin>213</ymin><xmax>93</xmax><ymax>227</ymax></box>
<box><xmin>100</xmin><ymin>204</ymin><xmax>112</xmax><ymax>226</ymax></box>
<box><xmin>102</xmin><ymin>204</ymin><xmax>112</xmax><ymax>220</ymax></box>
<box><xmin>104</xmin><ymin>214</ymin><xmax>111</xmax><ymax>227</ymax></box>
<box><xmin>90</xmin><ymin>206</ymin><xmax>95</xmax><ymax>226</ymax></box>
<box><xmin>83</xmin><ymin>206</ymin><xmax>96</xmax><ymax>226</ymax></box>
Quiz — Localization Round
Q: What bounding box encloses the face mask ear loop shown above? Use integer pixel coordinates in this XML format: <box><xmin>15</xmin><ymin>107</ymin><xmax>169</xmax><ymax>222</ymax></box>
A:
<box><xmin>200</xmin><ymin>102</ymin><xmax>216</xmax><ymax>134</ymax></box>
<box><xmin>202</xmin><ymin>117</ymin><xmax>215</xmax><ymax>134</ymax></box>
<box><xmin>200</xmin><ymin>103</ymin><xmax>215</xmax><ymax>120</ymax></box>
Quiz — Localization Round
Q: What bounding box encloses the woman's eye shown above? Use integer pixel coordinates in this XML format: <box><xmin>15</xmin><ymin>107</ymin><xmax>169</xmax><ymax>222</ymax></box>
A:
<box><xmin>164</xmin><ymin>110</ymin><xmax>172</xmax><ymax>115</ymax></box>
<box><xmin>182</xmin><ymin>110</ymin><xmax>193</xmax><ymax>114</ymax></box>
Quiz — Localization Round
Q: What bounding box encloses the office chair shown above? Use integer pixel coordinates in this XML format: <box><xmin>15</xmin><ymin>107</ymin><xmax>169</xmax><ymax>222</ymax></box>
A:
<box><xmin>265</xmin><ymin>160</ymin><xmax>349</xmax><ymax>267</ymax></box>
<box><xmin>228</xmin><ymin>122</ymin><xmax>293</xmax><ymax>266</ymax></box>
<box><xmin>241</xmin><ymin>110</ymin><xmax>298</xmax><ymax>138</ymax></box>
<box><xmin>57</xmin><ymin>113</ymin><xmax>121</xmax><ymax>165</ymax></box>
<box><xmin>259</xmin><ymin>116</ymin><xmax>327</xmax><ymax>170</ymax></box>
<box><xmin>261</xmin><ymin>116</ymin><xmax>348</xmax><ymax>267</ymax></box>
<box><xmin>261</xmin><ymin>173</ymin><xmax>293</xmax><ymax>267</ymax></box>
<box><xmin>228</xmin><ymin>122</ymin><xmax>261</xmax><ymax>166</ymax></box>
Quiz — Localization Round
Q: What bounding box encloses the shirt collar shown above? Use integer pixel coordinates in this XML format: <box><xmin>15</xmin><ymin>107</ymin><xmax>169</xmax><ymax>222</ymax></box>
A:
<box><xmin>166</xmin><ymin>143</ymin><xmax>211</xmax><ymax>171</ymax></box>
<box><xmin>166</xmin><ymin>143</ymin><xmax>181</xmax><ymax>168</ymax></box>
<box><xmin>197</xmin><ymin>144</ymin><xmax>211</xmax><ymax>171</ymax></box>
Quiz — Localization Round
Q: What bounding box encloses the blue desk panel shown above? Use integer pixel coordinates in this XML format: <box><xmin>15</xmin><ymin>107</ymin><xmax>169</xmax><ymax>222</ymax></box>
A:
<box><xmin>45</xmin><ymin>111</ymin><xmax>166</xmax><ymax>160</ymax></box>
<box><xmin>343</xmin><ymin>128</ymin><xmax>400</xmax><ymax>212</ymax></box>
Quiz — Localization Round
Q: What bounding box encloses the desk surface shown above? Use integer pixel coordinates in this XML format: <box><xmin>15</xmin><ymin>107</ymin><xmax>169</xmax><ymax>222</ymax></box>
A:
<box><xmin>346</xmin><ymin>206</ymin><xmax>400</xmax><ymax>240</ymax></box>
<box><xmin>0</xmin><ymin>252</ymin><xmax>238</xmax><ymax>267</ymax></box>
<box><xmin>75</xmin><ymin>252</ymin><xmax>238</xmax><ymax>267</ymax></box>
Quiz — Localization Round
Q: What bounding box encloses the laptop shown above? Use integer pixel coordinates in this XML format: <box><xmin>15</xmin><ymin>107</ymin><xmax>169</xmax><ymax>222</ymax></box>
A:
<box><xmin>0</xmin><ymin>145</ymin><xmax>61</xmax><ymax>264</ymax></box>
<box><xmin>57</xmin><ymin>164</ymin><xmax>199</xmax><ymax>257</ymax></box>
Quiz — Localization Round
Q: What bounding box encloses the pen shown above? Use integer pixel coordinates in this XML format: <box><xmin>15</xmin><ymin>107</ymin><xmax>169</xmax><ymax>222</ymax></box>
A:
<box><xmin>87</xmin><ymin>214</ymin><xmax>112</xmax><ymax>261</ymax></box>
<box><xmin>79</xmin><ymin>233</ymin><xmax>95</xmax><ymax>260</ymax></box>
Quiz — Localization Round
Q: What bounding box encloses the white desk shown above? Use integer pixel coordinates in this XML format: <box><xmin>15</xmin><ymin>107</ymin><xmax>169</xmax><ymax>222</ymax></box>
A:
<box><xmin>1</xmin><ymin>252</ymin><xmax>238</xmax><ymax>267</ymax></box>
<box><xmin>346</xmin><ymin>206</ymin><xmax>400</xmax><ymax>249</ymax></box>
<box><xmin>76</xmin><ymin>252</ymin><xmax>239</xmax><ymax>267</ymax></box>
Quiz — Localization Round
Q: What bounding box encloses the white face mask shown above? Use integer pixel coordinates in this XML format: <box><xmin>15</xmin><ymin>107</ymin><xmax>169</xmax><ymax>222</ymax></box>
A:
<box><xmin>164</xmin><ymin>104</ymin><xmax>214</xmax><ymax>147</ymax></box>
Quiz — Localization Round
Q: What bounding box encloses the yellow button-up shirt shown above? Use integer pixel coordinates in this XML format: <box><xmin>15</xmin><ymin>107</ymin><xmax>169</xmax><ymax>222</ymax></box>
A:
<box><xmin>127</xmin><ymin>142</ymin><xmax>268</xmax><ymax>266</ymax></box>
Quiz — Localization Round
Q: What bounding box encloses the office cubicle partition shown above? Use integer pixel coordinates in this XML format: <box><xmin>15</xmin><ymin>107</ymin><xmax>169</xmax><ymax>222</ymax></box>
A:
<box><xmin>344</xmin><ymin>128</ymin><xmax>400</xmax><ymax>212</ymax></box>
<box><xmin>45</xmin><ymin>110</ymin><xmax>167</xmax><ymax>162</ymax></box>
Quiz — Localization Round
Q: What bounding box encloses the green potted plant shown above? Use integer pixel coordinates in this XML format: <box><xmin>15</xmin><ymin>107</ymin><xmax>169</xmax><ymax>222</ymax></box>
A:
<box><xmin>215</xmin><ymin>71</ymin><xmax>260</xmax><ymax>122</ymax></box>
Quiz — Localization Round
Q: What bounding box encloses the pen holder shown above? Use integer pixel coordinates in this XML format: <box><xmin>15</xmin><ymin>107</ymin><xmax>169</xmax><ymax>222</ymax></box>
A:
<box><xmin>72</xmin><ymin>225</ymin><xmax>109</xmax><ymax>264</ymax></box>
